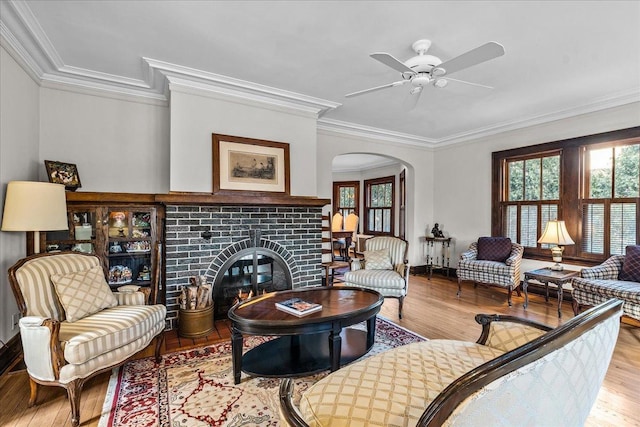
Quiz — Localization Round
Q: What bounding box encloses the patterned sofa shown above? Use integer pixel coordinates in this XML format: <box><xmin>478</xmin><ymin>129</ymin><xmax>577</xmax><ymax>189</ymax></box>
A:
<box><xmin>8</xmin><ymin>252</ymin><xmax>166</xmax><ymax>427</ymax></box>
<box><xmin>280</xmin><ymin>300</ymin><xmax>622</xmax><ymax>427</ymax></box>
<box><xmin>572</xmin><ymin>248</ymin><xmax>640</xmax><ymax>321</ymax></box>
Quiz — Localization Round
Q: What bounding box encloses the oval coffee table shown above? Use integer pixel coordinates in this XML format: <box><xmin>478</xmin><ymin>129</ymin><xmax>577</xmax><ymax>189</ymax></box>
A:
<box><xmin>228</xmin><ymin>286</ymin><xmax>383</xmax><ymax>384</ymax></box>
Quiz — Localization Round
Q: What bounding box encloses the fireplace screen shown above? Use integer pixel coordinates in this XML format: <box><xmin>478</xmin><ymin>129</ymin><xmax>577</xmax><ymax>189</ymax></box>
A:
<box><xmin>214</xmin><ymin>248</ymin><xmax>292</xmax><ymax>319</ymax></box>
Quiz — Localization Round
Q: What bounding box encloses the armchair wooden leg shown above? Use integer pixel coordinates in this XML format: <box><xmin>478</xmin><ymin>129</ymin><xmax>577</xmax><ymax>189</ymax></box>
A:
<box><xmin>66</xmin><ymin>378</ymin><xmax>84</xmax><ymax>427</ymax></box>
<box><xmin>28</xmin><ymin>377</ymin><xmax>38</xmax><ymax>407</ymax></box>
<box><xmin>457</xmin><ymin>278</ymin><xmax>462</xmax><ymax>297</ymax></box>
<box><xmin>398</xmin><ymin>296</ymin><xmax>404</xmax><ymax>319</ymax></box>
<box><xmin>507</xmin><ymin>286</ymin><xmax>513</xmax><ymax>307</ymax></box>
<box><xmin>572</xmin><ymin>299</ymin><xmax>582</xmax><ymax>316</ymax></box>
<box><xmin>154</xmin><ymin>330</ymin><xmax>165</xmax><ymax>363</ymax></box>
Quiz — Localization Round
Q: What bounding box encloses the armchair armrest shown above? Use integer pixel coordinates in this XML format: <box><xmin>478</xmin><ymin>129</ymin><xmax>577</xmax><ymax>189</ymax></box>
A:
<box><xmin>279</xmin><ymin>378</ymin><xmax>309</xmax><ymax>427</ymax></box>
<box><xmin>395</xmin><ymin>260</ymin><xmax>410</xmax><ymax>277</ymax></box>
<box><xmin>505</xmin><ymin>244</ymin><xmax>524</xmax><ymax>267</ymax></box>
<box><xmin>580</xmin><ymin>255</ymin><xmax>624</xmax><ymax>280</ymax></box>
<box><xmin>351</xmin><ymin>258</ymin><xmax>364</xmax><ymax>271</ymax></box>
<box><xmin>19</xmin><ymin>317</ymin><xmax>65</xmax><ymax>382</ymax></box>
<box><xmin>460</xmin><ymin>243</ymin><xmax>478</xmax><ymax>261</ymax></box>
<box><xmin>475</xmin><ymin>314</ymin><xmax>552</xmax><ymax>352</ymax></box>
<box><xmin>113</xmin><ymin>291</ymin><xmax>148</xmax><ymax>306</ymax></box>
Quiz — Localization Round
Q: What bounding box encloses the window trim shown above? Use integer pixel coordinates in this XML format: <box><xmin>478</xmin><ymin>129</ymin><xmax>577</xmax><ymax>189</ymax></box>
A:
<box><xmin>332</xmin><ymin>180</ymin><xmax>360</xmax><ymax>218</ymax></box>
<box><xmin>492</xmin><ymin>126</ymin><xmax>640</xmax><ymax>264</ymax></box>
<box><xmin>364</xmin><ymin>175</ymin><xmax>395</xmax><ymax>236</ymax></box>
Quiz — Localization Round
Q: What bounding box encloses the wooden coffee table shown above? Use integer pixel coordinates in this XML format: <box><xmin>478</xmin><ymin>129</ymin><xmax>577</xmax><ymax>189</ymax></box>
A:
<box><xmin>228</xmin><ymin>286</ymin><xmax>383</xmax><ymax>384</ymax></box>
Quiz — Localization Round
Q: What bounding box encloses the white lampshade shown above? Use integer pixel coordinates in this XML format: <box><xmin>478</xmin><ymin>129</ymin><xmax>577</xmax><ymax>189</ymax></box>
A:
<box><xmin>2</xmin><ymin>181</ymin><xmax>68</xmax><ymax>232</ymax></box>
<box><xmin>538</xmin><ymin>220</ymin><xmax>575</xmax><ymax>246</ymax></box>
<box><xmin>538</xmin><ymin>220</ymin><xmax>574</xmax><ymax>271</ymax></box>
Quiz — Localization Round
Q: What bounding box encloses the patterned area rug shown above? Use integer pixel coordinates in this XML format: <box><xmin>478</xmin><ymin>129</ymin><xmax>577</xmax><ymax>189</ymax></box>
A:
<box><xmin>99</xmin><ymin>317</ymin><xmax>424</xmax><ymax>427</ymax></box>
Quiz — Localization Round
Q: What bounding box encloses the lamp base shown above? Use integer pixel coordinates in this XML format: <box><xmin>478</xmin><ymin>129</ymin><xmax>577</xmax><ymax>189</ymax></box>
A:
<box><xmin>550</xmin><ymin>263</ymin><xmax>564</xmax><ymax>271</ymax></box>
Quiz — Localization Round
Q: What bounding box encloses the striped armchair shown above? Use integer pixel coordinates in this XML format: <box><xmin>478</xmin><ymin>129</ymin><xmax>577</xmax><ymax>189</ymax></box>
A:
<box><xmin>343</xmin><ymin>236</ymin><xmax>409</xmax><ymax>318</ymax></box>
<box><xmin>8</xmin><ymin>252</ymin><xmax>166</xmax><ymax>427</ymax></box>
<box><xmin>457</xmin><ymin>240</ymin><xmax>524</xmax><ymax>307</ymax></box>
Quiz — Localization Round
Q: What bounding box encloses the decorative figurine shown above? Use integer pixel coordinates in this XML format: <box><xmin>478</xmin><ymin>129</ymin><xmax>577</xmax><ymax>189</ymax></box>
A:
<box><xmin>431</xmin><ymin>223</ymin><xmax>445</xmax><ymax>238</ymax></box>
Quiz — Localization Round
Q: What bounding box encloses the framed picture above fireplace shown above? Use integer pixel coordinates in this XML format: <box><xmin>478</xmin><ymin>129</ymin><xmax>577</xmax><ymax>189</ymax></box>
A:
<box><xmin>213</xmin><ymin>133</ymin><xmax>290</xmax><ymax>195</ymax></box>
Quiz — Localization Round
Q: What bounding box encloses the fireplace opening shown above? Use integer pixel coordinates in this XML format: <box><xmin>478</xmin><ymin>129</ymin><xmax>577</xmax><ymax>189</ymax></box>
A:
<box><xmin>213</xmin><ymin>247</ymin><xmax>292</xmax><ymax>319</ymax></box>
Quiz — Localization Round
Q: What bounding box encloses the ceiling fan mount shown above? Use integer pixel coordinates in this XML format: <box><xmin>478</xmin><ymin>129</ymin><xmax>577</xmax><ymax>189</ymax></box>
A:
<box><xmin>345</xmin><ymin>38</ymin><xmax>505</xmax><ymax>107</ymax></box>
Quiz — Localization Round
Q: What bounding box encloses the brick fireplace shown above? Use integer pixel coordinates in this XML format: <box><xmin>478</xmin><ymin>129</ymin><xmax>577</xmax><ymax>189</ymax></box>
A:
<box><xmin>162</xmin><ymin>198</ymin><xmax>327</xmax><ymax>330</ymax></box>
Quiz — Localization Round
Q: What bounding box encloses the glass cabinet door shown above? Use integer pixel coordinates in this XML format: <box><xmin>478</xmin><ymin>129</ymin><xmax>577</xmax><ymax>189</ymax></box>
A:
<box><xmin>106</xmin><ymin>209</ymin><xmax>154</xmax><ymax>288</ymax></box>
<box><xmin>45</xmin><ymin>209</ymin><xmax>96</xmax><ymax>253</ymax></box>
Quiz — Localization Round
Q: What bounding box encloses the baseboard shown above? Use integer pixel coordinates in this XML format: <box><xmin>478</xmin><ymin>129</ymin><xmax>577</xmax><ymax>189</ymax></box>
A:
<box><xmin>411</xmin><ymin>265</ymin><xmax>457</xmax><ymax>278</ymax></box>
<box><xmin>0</xmin><ymin>333</ymin><xmax>22</xmax><ymax>377</ymax></box>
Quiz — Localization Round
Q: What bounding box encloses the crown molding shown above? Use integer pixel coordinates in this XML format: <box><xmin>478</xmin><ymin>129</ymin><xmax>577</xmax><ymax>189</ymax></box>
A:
<box><xmin>148</xmin><ymin>59</ymin><xmax>340</xmax><ymax>118</ymax></box>
<box><xmin>318</xmin><ymin>118</ymin><xmax>438</xmax><ymax>148</ymax></box>
<box><xmin>432</xmin><ymin>88</ymin><xmax>640</xmax><ymax>148</ymax></box>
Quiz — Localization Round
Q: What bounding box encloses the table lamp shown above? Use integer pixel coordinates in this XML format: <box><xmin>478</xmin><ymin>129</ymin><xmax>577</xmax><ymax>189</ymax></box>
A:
<box><xmin>538</xmin><ymin>220</ymin><xmax>575</xmax><ymax>271</ymax></box>
<box><xmin>1</xmin><ymin>181</ymin><xmax>68</xmax><ymax>254</ymax></box>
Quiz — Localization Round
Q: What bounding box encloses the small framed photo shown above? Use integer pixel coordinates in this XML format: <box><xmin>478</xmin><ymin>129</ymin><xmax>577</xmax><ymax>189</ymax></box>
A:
<box><xmin>44</xmin><ymin>160</ymin><xmax>82</xmax><ymax>191</ymax></box>
<box><xmin>212</xmin><ymin>134</ymin><xmax>290</xmax><ymax>195</ymax></box>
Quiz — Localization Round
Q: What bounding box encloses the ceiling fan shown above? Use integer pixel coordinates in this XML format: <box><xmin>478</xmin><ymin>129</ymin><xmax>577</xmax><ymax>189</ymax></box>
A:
<box><xmin>346</xmin><ymin>39</ymin><xmax>505</xmax><ymax>107</ymax></box>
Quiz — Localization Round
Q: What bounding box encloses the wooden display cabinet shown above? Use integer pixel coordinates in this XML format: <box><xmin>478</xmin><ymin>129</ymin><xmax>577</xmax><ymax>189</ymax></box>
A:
<box><xmin>34</xmin><ymin>192</ymin><xmax>165</xmax><ymax>303</ymax></box>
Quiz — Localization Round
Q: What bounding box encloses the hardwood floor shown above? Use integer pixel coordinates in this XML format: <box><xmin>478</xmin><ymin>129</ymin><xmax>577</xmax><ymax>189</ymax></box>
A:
<box><xmin>1</xmin><ymin>274</ymin><xmax>638</xmax><ymax>426</ymax></box>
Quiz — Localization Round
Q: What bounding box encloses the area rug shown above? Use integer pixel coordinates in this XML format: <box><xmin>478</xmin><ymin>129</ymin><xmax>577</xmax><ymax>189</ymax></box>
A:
<box><xmin>99</xmin><ymin>317</ymin><xmax>425</xmax><ymax>427</ymax></box>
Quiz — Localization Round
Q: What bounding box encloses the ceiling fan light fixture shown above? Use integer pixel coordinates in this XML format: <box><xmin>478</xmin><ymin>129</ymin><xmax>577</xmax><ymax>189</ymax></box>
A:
<box><xmin>409</xmin><ymin>86</ymin><xmax>423</xmax><ymax>95</ymax></box>
<box><xmin>432</xmin><ymin>67</ymin><xmax>446</xmax><ymax>77</ymax></box>
<box><xmin>434</xmin><ymin>79</ymin><xmax>448</xmax><ymax>88</ymax></box>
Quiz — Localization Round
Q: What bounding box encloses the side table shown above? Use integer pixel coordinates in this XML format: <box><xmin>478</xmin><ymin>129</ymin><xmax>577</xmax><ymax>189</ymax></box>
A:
<box><xmin>424</xmin><ymin>236</ymin><xmax>452</xmax><ymax>279</ymax></box>
<box><xmin>523</xmin><ymin>268</ymin><xmax>579</xmax><ymax>318</ymax></box>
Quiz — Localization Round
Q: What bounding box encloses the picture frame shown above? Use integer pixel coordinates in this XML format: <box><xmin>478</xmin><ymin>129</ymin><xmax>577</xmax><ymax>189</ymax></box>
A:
<box><xmin>44</xmin><ymin>160</ymin><xmax>82</xmax><ymax>191</ymax></box>
<box><xmin>213</xmin><ymin>134</ymin><xmax>290</xmax><ymax>195</ymax></box>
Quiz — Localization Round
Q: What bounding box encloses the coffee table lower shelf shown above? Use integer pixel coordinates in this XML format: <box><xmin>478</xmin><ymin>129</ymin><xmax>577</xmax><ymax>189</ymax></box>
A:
<box><xmin>242</xmin><ymin>328</ymin><xmax>370</xmax><ymax>377</ymax></box>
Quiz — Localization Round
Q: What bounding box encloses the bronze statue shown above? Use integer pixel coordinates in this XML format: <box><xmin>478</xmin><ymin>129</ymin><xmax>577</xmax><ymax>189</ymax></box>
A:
<box><xmin>431</xmin><ymin>223</ymin><xmax>444</xmax><ymax>238</ymax></box>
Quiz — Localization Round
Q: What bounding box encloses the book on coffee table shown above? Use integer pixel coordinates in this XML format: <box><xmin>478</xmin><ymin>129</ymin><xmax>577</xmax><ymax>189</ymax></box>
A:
<box><xmin>275</xmin><ymin>297</ymin><xmax>322</xmax><ymax>317</ymax></box>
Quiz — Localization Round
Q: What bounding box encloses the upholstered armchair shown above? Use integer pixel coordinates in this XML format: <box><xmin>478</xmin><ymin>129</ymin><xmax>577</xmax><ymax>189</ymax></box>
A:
<box><xmin>280</xmin><ymin>299</ymin><xmax>622</xmax><ymax>427</ymax></box>
<box><xmin>343</xmin><ymin>236</ymin><xmax>409</xmax><ymax>318</ymax></box>
<box><xmin>572</xmin><ymin>245</ymin><xmax>640</xmax><ymax>320</ymax></box>
<box><xmin>457</xmin><ymin>237</ymin><xmax>524</xmax><ymax>306</ymax></box>
<box><xmin>8</xmin><ymin>252</ymin><xmax>166</xmax><ymax>427</ymax></box>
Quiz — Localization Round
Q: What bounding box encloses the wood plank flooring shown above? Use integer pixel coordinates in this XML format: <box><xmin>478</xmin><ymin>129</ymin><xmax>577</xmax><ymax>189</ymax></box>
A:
<box><xmin>0</xmin><ymin>274</ymin><xmax>638</xmax><ymax>426</ymax></box>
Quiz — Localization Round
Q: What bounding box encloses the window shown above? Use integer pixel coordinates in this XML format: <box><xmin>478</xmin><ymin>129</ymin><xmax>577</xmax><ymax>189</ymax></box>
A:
<box><xmin>332</xmin><ymin>181</ymin><xmax>359</xmax><ymax>218</ymax></box>
<box><xmin>492</xmin><ymin>127</ymin><xmax>640</xmax><ymax>263</ymax></box>
<box><xmin>580</xmin><ymin>143</ymin><xmax>639</xmax><ymax>256</ymax></box>
<box><xmin>364</xmin><ymin>176</ymin><xmax>394</xmax><ymax>235</ymax></box>
<box><xmin>502</xmin><ymin>152</ymin><xmax>560</xmax><ymax>251</ymax></box>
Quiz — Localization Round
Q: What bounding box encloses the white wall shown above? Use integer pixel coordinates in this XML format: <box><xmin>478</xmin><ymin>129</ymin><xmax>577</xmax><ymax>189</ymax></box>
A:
<box><xmin>39</xmin><ymin>86</ymin><xmax>170</xmax><ymax>193</ymax></box>
<box><xmin>0</xmin><ymin>46</ymin><xmax>40</xmax><ymax>343</ymax></box>
<box><xmin>169</xmin><ymin>86</ymin><xmax>318</xmax><ymax>196</ymax></box>
<box><xmin>434</xmin><ymin>102</ymin><xmax>640</xmax><ymax>267</ymax></box>
<box><xmin>317</xmin><ymin>130</ymin><xmax>434</xmax><ymax>266</ymax></box>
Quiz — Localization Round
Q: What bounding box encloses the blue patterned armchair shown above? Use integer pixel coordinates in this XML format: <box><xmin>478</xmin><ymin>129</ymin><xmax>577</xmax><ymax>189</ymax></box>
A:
<box><xmin>457</xmin><ymin>238</ymin><xmax>524</xmax><ymax>306</ymax></box>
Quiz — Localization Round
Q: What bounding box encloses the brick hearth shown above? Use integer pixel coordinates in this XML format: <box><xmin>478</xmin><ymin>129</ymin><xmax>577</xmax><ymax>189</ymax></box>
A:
<box><xmin>164</xmin><ymin>205</ymin><xmax>324</xmax><ymax>329</ymax></box>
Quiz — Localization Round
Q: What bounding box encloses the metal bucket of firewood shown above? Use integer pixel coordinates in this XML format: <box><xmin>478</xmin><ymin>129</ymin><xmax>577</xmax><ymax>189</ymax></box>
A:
<box><xmin>178</xmin><ymin>305</ymin><xmax>214</xmax><ymax>338</ymax></box>
<box><xmin>178</xmin><ymin>276</ymin><xmax>214</xmax><ymax>338</ymax></box>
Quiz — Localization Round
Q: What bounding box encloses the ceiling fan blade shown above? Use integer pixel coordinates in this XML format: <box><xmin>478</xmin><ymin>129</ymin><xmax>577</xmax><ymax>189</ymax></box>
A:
<box><xmin>345</xmin><ymin>80</ymin><xmax>408</xmax><ymax>98</ymax></box>
<box><xmin>435</xmin><ymin>42</ymin><xmax>505</xmax><ymax>76</ymax></box>
<box><xmin>370</xmin><ymin>52</ymin><xmax>416</xmax><ymax>74</ymax></box>
<box><xmin>444</xmin><ymin>77</ymin><xmax>494</xmax><ymax>89</ymax></box>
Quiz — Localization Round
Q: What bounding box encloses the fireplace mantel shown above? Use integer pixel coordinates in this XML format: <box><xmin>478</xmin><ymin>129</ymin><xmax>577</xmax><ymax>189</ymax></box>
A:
<box><xmin>156</xmin><ymin>192</ymin><xmax>330</xmax><ymax>207</ymax></box>
<box><xmin>66</xmin><ymin>192</ymin><xmax>330</xmax><ymax>207</ymax></box>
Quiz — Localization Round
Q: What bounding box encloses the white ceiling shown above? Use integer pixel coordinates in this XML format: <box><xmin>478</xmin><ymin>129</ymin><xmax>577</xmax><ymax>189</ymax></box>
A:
<box><xmin>1</xmin><ymin>1</ymin><xmax>639</xmax><ymax>149</ymax></box>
